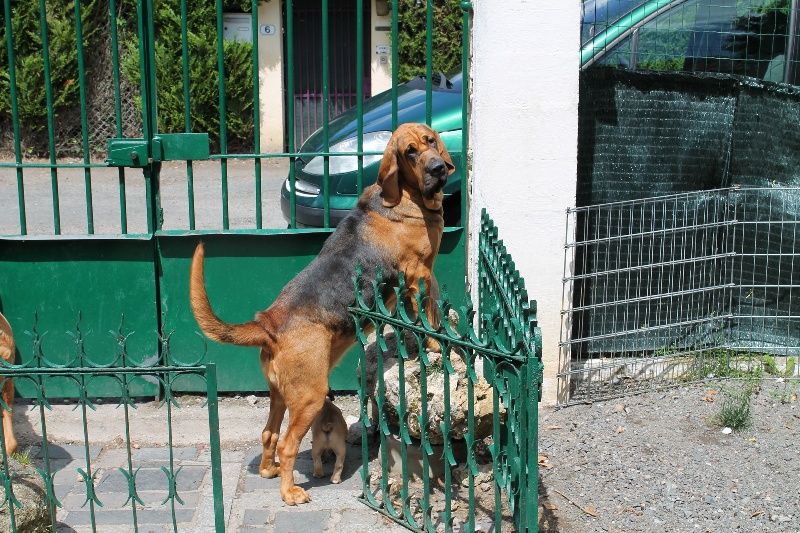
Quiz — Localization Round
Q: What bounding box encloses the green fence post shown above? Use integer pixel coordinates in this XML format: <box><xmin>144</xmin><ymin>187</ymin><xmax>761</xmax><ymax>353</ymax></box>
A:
<box><xmin>37</xmin><ymin>0</ymin><xmax>60</xmax><ymax>234</ymax></box>
<box><xmin>206</xmin><ymin>363</ymin><xmax>226</xmax><ymax>533</ymax></box>
<box><xmin>108</xmin><ymin>0</ymin><xmax>128</xmax><ymax>234</ymax></box>
<box><xmin>215</xmin><ymin>0</ymin><xmax>230</xmax><ymax>229</ymax></box>
<box><xmin>4</xmin><ymin>0</ymin><xmax>26</xmax><ymax>234</ymax></box>
<box><xmin>73</xmin><ymin>0</ymin><xmax>94</xmax><ymax>234</ymax></box>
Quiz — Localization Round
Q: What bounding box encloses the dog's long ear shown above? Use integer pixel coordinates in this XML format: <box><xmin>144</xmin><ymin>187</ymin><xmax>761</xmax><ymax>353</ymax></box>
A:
<box><xmin>433</xmin><ymin>130</ymin><xmax>456</xmax><ymax>175</ymax></box>
<box><xmin>377</xmin><ymin>141</ymin><xmax>401</xmax><ymax>207</ymax></box>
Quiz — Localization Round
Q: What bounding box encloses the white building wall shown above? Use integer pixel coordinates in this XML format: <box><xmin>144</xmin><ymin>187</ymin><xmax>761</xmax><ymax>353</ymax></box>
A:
<box><xmin>371</xmin><ymin>7</ymin><xmax>393</xmax><ymax>95</ymax></box>
<box><xmin>257</xmin><ymin>1</ymin><xmax>285</xmax><ymax>153</ymax></box>
<box><xmin>468</xmin><ymin>1</ymin><xmax>579</xmax><ymax>405</ymax></box>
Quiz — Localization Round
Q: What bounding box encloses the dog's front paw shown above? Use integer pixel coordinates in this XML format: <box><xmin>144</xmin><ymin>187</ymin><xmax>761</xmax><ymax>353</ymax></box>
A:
<box><xmin>313</xmin><ymin>467</ymin><xmax>325</xmax><ymax>479</ymax></box>
<box><xmin>282</xmin><ymin>486</ymin><xmax>311</xmax><ymax>506</ymax></box>
<box><xmin>259</xmin><ymin>465</ymin><xmax>280</xmax><ymax>479</ymax></box>
<box><xmin>330</xmin><ymin>474</ymin><xmax>342</xmax><ymax>484</ymax></box>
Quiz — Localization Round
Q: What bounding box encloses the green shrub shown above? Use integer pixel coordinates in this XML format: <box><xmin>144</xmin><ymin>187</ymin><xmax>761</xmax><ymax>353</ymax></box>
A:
<box><xmin>119</xmin><ymin>0</ymin><xmax>259</xmax><ymax>153</ymax></box>
<box><xmin>0</xmin><ymin>0</ymin><xmax>103</xmax><ymax>148</ymax></box>
<box><xmin>396</xmin><ymin>0</ymin><xmax>464</xmax><ymax>82</ymax></box>
<box><xmin>715</xmin><ymin>385</ymin><xmax>754</xmax><ymax>431</ymax></box>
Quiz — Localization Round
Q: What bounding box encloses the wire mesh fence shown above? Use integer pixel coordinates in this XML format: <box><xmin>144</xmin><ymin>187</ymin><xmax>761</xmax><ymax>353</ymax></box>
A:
<box><xmin>559</xmin><ymin>186</ymin><xmax>800</xmax><ymax>405</ymax></box>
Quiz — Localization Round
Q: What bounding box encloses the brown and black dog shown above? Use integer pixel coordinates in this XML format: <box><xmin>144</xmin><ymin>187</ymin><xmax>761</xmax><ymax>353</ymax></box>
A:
<box><xmin>0</xmin><ymin>312</ymin><xmax>18</xmax><ymax>456</ymax></box>
<box><xmin>189</xmin><ymin>123</ymin><xmax>454</xmax><ymax>505</ymax></box>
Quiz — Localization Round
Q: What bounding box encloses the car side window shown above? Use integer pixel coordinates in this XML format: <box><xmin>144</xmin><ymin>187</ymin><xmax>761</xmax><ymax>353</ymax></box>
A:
<box><xmin>593</xmin><ymin>0</ymin><xmax>793</xmax><ymax>82</ymax></box>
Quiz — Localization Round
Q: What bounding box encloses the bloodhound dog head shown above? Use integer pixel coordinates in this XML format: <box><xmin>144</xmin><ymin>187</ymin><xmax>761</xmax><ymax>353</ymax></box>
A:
<box><xmin>376</xmin><ymin>123</ymin><xmax>455</xmax><ymax>211</ymax></box>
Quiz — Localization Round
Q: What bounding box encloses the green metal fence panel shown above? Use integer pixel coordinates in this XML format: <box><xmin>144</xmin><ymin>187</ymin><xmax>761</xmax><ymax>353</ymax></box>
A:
<box><xmin>0</xmin><ymin>318</ymin><xmax>225</xmax><ymax>533</ymax></box>
<box><xmin>350</xmin><ymin>211</ymin><xmax>541</xmax><ymax>532</ymax></box>
<box><xmin>0</xmin><ymin>237</ymin><xmax>160</xmax><ymax>398</ymax></box>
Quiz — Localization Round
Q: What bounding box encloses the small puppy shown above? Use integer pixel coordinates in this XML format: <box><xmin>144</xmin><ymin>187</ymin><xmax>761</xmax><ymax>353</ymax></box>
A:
<box><xmin>0</xmin><ymin>312</ymin><xmax>17</xmax><ymax>455</ymax></box>
<box><xmin>310</xmin><ymin>394</ymin><xmax>347</xmax><ymax>484</ymax></box>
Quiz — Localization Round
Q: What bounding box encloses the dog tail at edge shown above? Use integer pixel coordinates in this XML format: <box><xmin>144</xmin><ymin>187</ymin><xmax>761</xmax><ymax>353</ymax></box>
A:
<box><xmin>189</xmin><ymin>242</ymin><xmax>274</xmax><ymax>348</ymax></box>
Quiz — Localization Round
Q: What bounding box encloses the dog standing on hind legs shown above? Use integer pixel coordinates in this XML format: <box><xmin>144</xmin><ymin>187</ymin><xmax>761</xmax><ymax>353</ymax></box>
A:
<box><xmin>189</xmin><ymin>123</ymin><xmax>454</xmax><ymax>505</ymax></box>
<box><xmin>0</xmin><ymin>312</ymin><xmax>18</xmax><ymax>456</ymax></box>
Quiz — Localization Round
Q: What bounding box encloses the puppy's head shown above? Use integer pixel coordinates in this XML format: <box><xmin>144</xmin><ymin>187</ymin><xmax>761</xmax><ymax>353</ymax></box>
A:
<box><xmin>376</xmin><ymin>123</ymin><xmax>455</xmax><ymax>210</ymax></box>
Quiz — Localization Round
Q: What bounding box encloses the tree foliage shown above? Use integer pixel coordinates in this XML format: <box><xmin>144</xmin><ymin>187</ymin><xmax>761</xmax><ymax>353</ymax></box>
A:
<box><xmin>120</xmin><ymin>0</ymin><xmax>258</xmax><ymax>152</ymax></box>
<box><xmin>396</xmin><ymin>0</ymin><xmax>464</xmax><ymax>82</ymax></box>
<box><xmin>0</xmin><ymin>0</ymin><xmax>103</xmax><ymax>133</ymax></box>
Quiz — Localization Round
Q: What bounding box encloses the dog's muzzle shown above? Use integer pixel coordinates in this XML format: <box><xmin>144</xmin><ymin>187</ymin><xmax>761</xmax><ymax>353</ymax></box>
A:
<box><xmin>424</xmin><ymin>159</ymin><xmax>449</xmax><ymax>198</ymax></box>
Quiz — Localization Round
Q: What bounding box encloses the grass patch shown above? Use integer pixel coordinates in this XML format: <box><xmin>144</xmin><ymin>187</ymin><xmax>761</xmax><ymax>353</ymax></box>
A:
<box><xmin>714</xmin><ymin>385</ymin><xmax>754</xmax><ymax>431</ymax></box>
<box><xmin>684</xmin><ymin>348</ymin><xmax>764</xmax><ymax>381</ymax></box>
<box><xmin>10</xmin><ymin>447</ymin><xmax>33</xmax><ymax>466</ymax></box>
<box><xmin>762</xmin><ymin>355</ymin><xmax>796</xmax><ymax>377</ymax></box>
<box><xmin>769</xmin><ymin>379</ymin><xmax>800</xmax><ymax>404</ymax></box>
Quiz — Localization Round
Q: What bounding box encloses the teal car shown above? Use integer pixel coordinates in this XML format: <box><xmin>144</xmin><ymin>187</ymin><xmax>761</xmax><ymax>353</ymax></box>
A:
<box><xmin>280</xmin><ymin>69</ymin><xmax>463</xmax><ymax>228</ymax></box>
<box><xmin>581</xmin><ymin>0</ymin><xmax>798</xmax><ymax>82</ymax></box>
<box><xmin>283</xmin><ymin>0</ymin><xmax>800</xmax><ymax>227</ymax></box>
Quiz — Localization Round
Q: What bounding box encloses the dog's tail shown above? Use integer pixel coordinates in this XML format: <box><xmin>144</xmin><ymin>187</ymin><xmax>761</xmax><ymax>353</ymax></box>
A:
<box><xmin>189</xmin><ymin>242</ymin><xmax>274</xmax><ymax>347</ymax></box>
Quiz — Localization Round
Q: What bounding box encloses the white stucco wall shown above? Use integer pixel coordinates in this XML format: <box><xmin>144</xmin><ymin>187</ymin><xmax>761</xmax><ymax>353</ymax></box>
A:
<box><xmin>257</xmin><ymin>1</ymin><xmax>285</xmax><ymax>153</ymax></box>
<box><xmin>371</xmin><ymin>6</ymin><xmax>393</xmax><ymax>95</ymax></box>
<box><xmin>469</xmin><ymin>1</ymin><xmax>579</xmax><ymax>405</ymax></box>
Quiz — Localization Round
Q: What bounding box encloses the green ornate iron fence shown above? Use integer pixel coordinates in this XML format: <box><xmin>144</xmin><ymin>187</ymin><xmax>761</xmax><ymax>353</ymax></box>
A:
<box><xmin>0</xmin><ymin>315</ymin><xmax>225</xmax><ymax>532</ymax></box>
<box><xmin>350</xmin><ymin>210</ymin><xmax>543</xmax><ymax>532</ymax></box>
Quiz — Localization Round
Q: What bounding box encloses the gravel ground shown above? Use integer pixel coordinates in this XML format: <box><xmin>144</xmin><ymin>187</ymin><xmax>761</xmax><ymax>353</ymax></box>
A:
<box><xmin>536</xmin><ymin>379</ymin><xmax>800</xmax><ymax>533</ymax></box>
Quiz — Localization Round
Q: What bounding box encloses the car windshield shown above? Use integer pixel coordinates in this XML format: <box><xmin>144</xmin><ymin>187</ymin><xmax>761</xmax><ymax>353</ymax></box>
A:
<box><xmin>581</xmin><ymin>0</ymin><xmax>653</xmax><ymax>44</ymax></box>
<box><xmin>588</xmin><ymin>0</ymin><xmax>797</xmax><ymax>82</ymax></box>
<box><xmin>404</xmin><ymin>67</ymin><xmax>463</xmax><ymax>92</ymax></box>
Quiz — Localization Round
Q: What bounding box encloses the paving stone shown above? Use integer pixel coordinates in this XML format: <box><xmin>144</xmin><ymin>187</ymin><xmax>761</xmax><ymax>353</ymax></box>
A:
<box><xmin>328</xmin><ymin>508</ymin><xmax>410</xmax><ymax>533</ymax></box>
<box><xmin>51</xmin><ymin>460</ymin><xmax>85</xmax><ymax>501</ymax></box>
<box><xmin>243</xmin><ymin>508</ymin><xmax>271</xmax><ymax>526</ymax></box>
<box><xmin>93</xmin><ymin>447</ymin><xmax>133</xmax><ymax>468</ymax></box>
<box><xmin>131</xmin><ymin>446</ymin><xmax>199</xmax><ymax>462</ymax></box>
<box><xmin>63</xmin><ymin>506</ymin><xmax>195</xmax><ymax>526</ymax></box>
<box><xmin>192</xmin><ymin>462</ymin><xmax>239</xmax><ymax>528</ymax></box>
<box><xmin>61</xmin><ymin>489</ymin><xmax>137</xmax><ymax>509</ymax></box>
<box><xmin>97</xmin><ymin>465</ymin><xmax>206</xmax><ymax>492</ymax></box>
<box><xmin>274</xmin><ymin>510</ymin><xmax>328</xmax><ymax>533</ymax></box>
<box><xmin>37</xmin><ymin>444</ymin><xmax>102</xmax><ymax>461</ymax></box>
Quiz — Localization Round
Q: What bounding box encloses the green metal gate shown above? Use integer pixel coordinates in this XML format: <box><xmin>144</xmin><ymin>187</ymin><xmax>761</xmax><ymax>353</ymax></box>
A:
<box><xmin>1</xmin><ymin>0</ymin><xmax>471</xmax><ymax>531</ymax></box>
<box><xmin>0</xmin><ymin>0</ymin><xmax>469</xmax><ymax>396</ymax></box>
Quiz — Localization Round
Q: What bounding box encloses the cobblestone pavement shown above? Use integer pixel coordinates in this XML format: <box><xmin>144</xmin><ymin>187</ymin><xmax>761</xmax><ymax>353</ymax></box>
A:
<box><xmin>43</xmin><ymin>441</ymin><xmax>407</xmax><ymax>533</ymax></box>
<box><xmin>11</xmin><ymin>396</ymin><xmax>407</xmax><ymax>533</ymax></box>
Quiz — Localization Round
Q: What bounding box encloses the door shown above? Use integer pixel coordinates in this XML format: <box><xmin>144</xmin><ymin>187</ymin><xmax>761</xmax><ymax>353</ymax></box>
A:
<box><xmin>286</xmin><ymin>0</ymin><xmax>372</xmax><ymax>147</ymax></box>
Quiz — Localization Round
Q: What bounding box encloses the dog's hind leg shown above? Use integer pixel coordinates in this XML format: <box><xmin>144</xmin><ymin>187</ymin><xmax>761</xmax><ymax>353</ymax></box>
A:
<box><xmin>259</xmin><ymin>387</ymin><xmax>285</xmax><ymax>479</ymax></box>
<box><xmin>277</xmin><ymin>392</ymin><xmax>325</xmax><ymax>505</ymax></box>
<box><xmin>276</xmin><ymin>344</ymin><xmax>330</xmax><ymax>505</ymax></box>
<box><xmin>311</xmin><ymin>441</ymin><xmax>325</xmax><ymax>479</ymax></box>
<box><xmin>330</xmin><ymin>442</ymin><xmax>345</xmax><ymax>484</ymax></box>
<box><xmin>259</xmin><ymin>349</ymin><xmax>286</xmax><ymax>478</ymax></box>
<box><xmin>1</xmin><ymin>378</ymin><xmax>16</xmax><ymax>456</ymax></box>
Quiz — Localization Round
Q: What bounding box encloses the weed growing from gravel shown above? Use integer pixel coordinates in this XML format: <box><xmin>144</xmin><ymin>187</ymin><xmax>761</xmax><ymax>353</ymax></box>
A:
<box><xmin>715</xmin><ymin>385</ymin><xmax>754</xmax><ymax>431</ymax></box>
<box><xmin>10</xmin><ymin>447</ymin><xmax>33</xmax><ymax>466</ymax></box>
<box><xmin>685</xmin><ymin>348</ymin><xmax>763</xmax><ymax>381</ymax></box>
<box><xmin>762</xmin><ymin>355</ymin><xmax>796</xmax><ymax>377</ymax></box>
<box><xmin>769</xmin><ymin>380</ymin><xmax>800</xmax><ymax>404</ymax></box>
